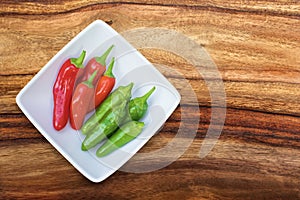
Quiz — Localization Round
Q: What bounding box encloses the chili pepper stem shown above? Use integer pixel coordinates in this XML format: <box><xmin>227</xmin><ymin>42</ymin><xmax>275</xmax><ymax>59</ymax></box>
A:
<box><xmin>84</xmin><ymin>70</ymin><xmax>98</xmax><ymax>88</ymax></box>
<box><xmin>104</xmin><ymin>57</ymin><xmax>115</xmax><ymax>77</ymax></box>
<box><xmin>141</xmin><ymin>86</ymin><xmax>156</xmax><ymax>101</ymax></box>
<box><xmin>95</xmin><ymin>45</ymin><xmax>114</xmax><ymax>65</ymax></box>
<box><xmin>70</xmin><ymin>50</ymin><xmax>86</xmax><ymax>68</ymax></box>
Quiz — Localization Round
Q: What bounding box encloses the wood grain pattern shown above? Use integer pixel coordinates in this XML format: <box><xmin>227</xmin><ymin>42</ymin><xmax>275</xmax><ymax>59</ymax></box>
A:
<box><xmin>1</xmin><ymin>0</ymin><xmax>299</xmax><ymax>199</ymax></box>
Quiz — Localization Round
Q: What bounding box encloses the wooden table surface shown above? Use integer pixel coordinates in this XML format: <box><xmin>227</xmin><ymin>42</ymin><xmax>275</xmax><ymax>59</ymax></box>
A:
<box><xmin>1</xmin><ymin>0</ymin><xmax>300</xmax><ymax>199</ymax></box>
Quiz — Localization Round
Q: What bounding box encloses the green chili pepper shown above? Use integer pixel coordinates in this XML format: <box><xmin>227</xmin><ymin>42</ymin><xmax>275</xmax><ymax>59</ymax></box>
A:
<box><xmin>81</xmin><ymin>101</ymin><xmax>128</xmax><ymax>151</ymax></box>
<box><xmin>96</xmin><ymin>121</ymin><xmax>145</xmax><ymax>157</ymax></box>
<box><xmin>127</xmin><ymin>86</ymin><xmax>156</xmax><ymax>121</ymax></box>
<box><xmin>81</xmin><ymin>82</ymin><xmax>134</xmax><ymax>135</ymax></box>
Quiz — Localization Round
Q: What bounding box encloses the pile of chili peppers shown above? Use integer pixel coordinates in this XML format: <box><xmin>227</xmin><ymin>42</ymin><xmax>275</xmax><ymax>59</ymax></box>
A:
<box><xmin>52</xmin><ymin>45</ymin><xmax>155</xmax><ymax>157</ymax></box>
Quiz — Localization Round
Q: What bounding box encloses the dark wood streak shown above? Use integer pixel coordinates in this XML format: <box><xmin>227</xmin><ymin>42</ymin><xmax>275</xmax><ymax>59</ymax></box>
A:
<box><xmin>1</xmin><ymin>106</ymin><xmax>300</xmax><ymax>150</ymax></box>
<box><xmin>0</xmin><ymin>1</ymin><xmax>299</xmax><ymax>19</ymax></box>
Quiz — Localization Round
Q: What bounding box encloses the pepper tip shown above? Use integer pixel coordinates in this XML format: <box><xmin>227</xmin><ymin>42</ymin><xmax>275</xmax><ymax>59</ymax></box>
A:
<box><xmin>81</xmin><ymin>144</ymin><xmax>88</xmax><ymax>151</ymax></box>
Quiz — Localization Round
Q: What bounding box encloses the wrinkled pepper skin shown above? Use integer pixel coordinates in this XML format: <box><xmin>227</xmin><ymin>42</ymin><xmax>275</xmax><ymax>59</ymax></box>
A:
<box><xmin>96</xmin><ymin>121</ymin><xmax>145</xmax><ymax>157</ymax></box>
<box><xmin>53</xmin><ymin>50</ymin><xmax>86</xmax><ymax>131</ymax></box>
<box><xmin>81</xmin><ymin>101</ymin><xmax>128</xmax><ymax>151</ymax></box>
<box><xmin>94</xmin><ymin>87</ymin><xmax>155</xmax><ymax>156</ymax></box>
<box><xmin>87</xmin><ymin>57</ymin><xmax>116</xmax><ymax>112</ymax></box>
<box><xmin>120</xmin><ymin>86</ymin><xmax>156</xmax><ymax>125</ymax></box>
<box><xmin>80</xmin><ymin>82</ymin><xmax>134</xmax><ymax>135</ymax></box>
<box><xmin>70</xmin><ymin>71</ymin><xmax>98</xmax><ymax>130</ymax></box>
<box><xmin>77</xmin><ymin>45</ymin><xmax>114</xmax><ymax>86</ymax></box>
<box><xmin>128</xmin><ymin>86</ymin><xmax>156</xmax><ymax>121</ymax></box>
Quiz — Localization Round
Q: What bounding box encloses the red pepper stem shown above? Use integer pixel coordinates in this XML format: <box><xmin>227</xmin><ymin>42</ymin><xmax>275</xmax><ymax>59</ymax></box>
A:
<box><xmin>104</xmin><ymin>57</ymin><xmax>115</xmax><ymax>78</ymax></box>
<box><xmin>141</xmin><ymin>86</ymin><xmax>156</xmax><ymax>101</ymax></box>
<box><xmin>95</xmin><ymin>45</ymin><xmax>114</xmax><ymax>66</ymax></box>
<box><xmin>70</xmin><ymin>50</ymin><xmax>86</xmax><ymax>68</ymax></box>
<box><xmin>83</xmin><ymin>70</ymin><xmax>98</xmax><ymax>88</ymax></box>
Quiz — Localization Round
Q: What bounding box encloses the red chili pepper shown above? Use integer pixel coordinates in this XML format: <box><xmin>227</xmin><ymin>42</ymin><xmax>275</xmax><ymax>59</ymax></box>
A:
<box><xmin>77</xmin><ymin>45</ymin><xmax>114</xmax><ymax>86</ymax></box>
<box><xmin>87</xmin><ymin>57</ymin><xmax>116</xmax><ymax>112</ymax></box>
<box><xmin>70</xmin><ymin>70</ymin><xmax>98</xmax><ymax>130</ymax></box>
<box><xmin>53</xmin><ymin>50</ymin><xmax>86</xmax><ymax>131</ymax></box>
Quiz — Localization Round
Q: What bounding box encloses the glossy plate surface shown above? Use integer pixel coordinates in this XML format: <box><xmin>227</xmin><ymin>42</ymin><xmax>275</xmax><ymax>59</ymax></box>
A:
<box><xmin>16</xmin><ymin>20</ymin><xmax>180</xmax><ymax>182</ymax></box>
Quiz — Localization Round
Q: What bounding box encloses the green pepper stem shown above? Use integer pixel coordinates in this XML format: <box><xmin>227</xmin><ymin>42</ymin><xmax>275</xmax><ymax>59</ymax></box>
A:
<box><xmin>104</xmin><ymin>57</ymin><xmax>115</xmax><ymax>78</ymax></box>
<box><xmin>141</xmin><ymin>86</ymin><xmax>156</xmax><ymax>101</ymax></box>
<box><xmin>95</xmin><ymin>45</ymin><xmax>114</xmax><ymax>66</ymax></box>
<box><xmin>121</xmin><ymin>82</ymin><xmax>134</xmax><ymax>96</ymax></box>
<box><xmin>84</xmin><ymin>70</ymin><xmax>98</xmax><ymax>88</ymax></box>
<box><xmin>70</xmin><ymin>50</ymin><xmax>86</xmax><ymax>68</ymax></box>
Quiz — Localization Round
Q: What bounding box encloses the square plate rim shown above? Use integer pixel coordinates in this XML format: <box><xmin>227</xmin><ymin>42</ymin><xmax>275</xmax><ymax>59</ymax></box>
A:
<box><xmin>15</xmin><ymin>20</ymin><xmax>181</xmax><ymax>182</ymax></box>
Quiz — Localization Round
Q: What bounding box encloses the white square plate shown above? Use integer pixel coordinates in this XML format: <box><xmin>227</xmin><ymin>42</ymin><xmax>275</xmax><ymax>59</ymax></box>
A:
<box><xmin>16</xmin><ymin>20</ymin><xmax>180</xmax><ymax>182</ymax></box>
